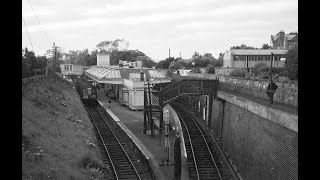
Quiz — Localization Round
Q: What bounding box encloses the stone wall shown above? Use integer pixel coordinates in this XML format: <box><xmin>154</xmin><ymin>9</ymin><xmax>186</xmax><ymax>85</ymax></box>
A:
<box><xmin>188</xmin><ymin>73</ymin><xmax>298</xmax><ymax>108</ymax></box>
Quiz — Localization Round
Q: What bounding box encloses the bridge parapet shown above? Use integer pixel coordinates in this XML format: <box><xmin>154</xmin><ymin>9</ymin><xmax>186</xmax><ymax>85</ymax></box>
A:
<box><xmin>160</xmin><ymin>78</ymin><xmax>219</xmax><ymax>106</ymax></box>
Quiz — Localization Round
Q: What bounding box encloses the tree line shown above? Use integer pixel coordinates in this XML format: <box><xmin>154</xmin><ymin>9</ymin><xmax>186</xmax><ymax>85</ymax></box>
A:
<box><xmin>22</xmin><ymin>40</ymin><xmax>290</xmax><ymax>79</ymax></box>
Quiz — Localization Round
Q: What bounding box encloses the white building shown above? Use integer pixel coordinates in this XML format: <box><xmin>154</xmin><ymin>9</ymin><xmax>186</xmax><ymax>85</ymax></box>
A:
<box><xmin>223</xmin><ymin>49</ymin><xmax>288</xmax><ymax>68</ymax></box>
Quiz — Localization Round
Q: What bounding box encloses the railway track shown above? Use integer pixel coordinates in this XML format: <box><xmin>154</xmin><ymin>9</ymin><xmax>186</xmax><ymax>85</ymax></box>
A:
<box><xmin>86</xmin><ymin>104</ymin><xmax>153</xmax><ymax>180</ymax></box>
<box><xmin>170</xmin><ymin>102</ymin><xmax>235</xmax><ymax>180</ymax></box>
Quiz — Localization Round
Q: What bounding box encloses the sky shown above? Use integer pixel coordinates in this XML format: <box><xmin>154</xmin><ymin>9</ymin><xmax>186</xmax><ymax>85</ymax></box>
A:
<box><xmin>22</xmin><ymin>0</ymin><xmax>298</xmax><ymax>62</ymax></box>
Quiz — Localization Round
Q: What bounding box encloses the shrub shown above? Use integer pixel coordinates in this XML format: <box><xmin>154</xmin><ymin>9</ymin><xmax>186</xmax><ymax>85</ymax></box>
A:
<box><xmin>229</xmin><ymin>69</ymin><xmax>246</xmax><ymax>78</ymax></box>
<box><xmin>252</xmin><ymin>63</ymin><xmax>268</xmax><ymax>76</ymax></box>
<box><xmin>285</xmin><ymin>46</ymin><xmax>298</xmax><ymax>80</ymax></box>
<box><xmin>207</xmin><ymin>65</ymin><xmax>215</xmax><ymax>74</ymax></box>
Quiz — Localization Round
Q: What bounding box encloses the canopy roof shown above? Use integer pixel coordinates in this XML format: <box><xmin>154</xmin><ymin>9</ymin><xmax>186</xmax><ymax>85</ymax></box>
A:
<box><xmin>85</xmin><ymin>66</ymin><xmax>169</xmax><ymax>84</ymax></box>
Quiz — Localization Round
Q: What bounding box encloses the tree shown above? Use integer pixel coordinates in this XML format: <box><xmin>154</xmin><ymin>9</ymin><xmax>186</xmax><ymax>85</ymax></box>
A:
<box><xmin>110</xmin><ymin>49</ymin><xmax>145</xmax><ymax>65</ymax></box>
<box><xmin>285</xmin><ymin>46</ymin><xmax>298</xmax><ymax>80</ymax></box>
<box><xmin>89</xmin><ymin>49</ymin><xmax>99</xmax><ymax>65</ymax></box>
<box><xmin>135</xmin><ymin>55</ymin><xmax>156</xmax><ymax>68</ymax></box>
<box><xmin>261</xmin><ymin>43</ymin><xmax>271</xmax><ymax>49</ymax></box>
<box><xmin>96</xmin><ymin>39</ymin><xmax>129</xmax><ymax>52</ymax></box>
<box><xmin>155</xmin><ymin>57</ymin><xmax>174</xmax><ymax>69</ymax></box>
<box><xmin>192</xmin><ymin>51</ymin><xmax>201</xmax><ymax>58</ymax></box>
<box><xmin>231</xmin><ymin>44</ymin><xmax>258</xmax><ymax>49</ymax></box>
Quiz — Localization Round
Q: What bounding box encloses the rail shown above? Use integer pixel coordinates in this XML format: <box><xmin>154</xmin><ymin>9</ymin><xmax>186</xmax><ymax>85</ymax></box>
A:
<box><xmin>87</xmin><ymin>106</ymin><xmax>142</xmax><ymax>180</ymax></box>
<box><xmin>171</xmin><ymin>102</ymin><xmax>235</xmax><ymax>180</ymax></box>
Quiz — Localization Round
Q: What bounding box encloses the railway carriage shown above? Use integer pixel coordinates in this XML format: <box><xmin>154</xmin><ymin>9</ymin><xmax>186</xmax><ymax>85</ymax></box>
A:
<box><xmin>75</xmin><ymin>78</ymin><xmax>98</xmax><ymax>106</ymax></box>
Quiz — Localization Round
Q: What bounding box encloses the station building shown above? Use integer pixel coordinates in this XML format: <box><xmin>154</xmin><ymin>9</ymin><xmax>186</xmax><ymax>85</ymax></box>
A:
<box><xmin>60</xmin><ymin>64</ymin><xmax>90</xmax><ymax>78</ymax></box>
<box><xmin>84</xmin><ymin>53</ymin><xmax>171</xmax><ymax>110</ymax></box>
<box><xmin>223</xmin><ymin>49</ymin><xmax>288</xmax><ymax>68</ymax></box>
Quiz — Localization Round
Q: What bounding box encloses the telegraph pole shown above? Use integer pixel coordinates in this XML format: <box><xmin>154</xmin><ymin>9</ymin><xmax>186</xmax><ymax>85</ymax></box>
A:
<box><xmin>168</xmin><ymin>49</ymin><xmax>171</xmax><ymax>71</ymax></box>
<box><xmin>270</xmin><ymin>52</ymin><xmax>273</xmax><ymax>83</ymax></box>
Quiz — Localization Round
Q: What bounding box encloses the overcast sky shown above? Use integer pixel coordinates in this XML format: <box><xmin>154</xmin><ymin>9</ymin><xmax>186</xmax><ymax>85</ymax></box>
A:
<box><xmin>22</xmin><ymin>0</ymin><xmax>298</xmax><ymax>62</ymax></box>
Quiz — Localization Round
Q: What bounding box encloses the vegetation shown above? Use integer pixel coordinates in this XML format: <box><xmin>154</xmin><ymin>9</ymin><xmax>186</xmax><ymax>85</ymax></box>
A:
<box><xmin>22</xmin><ymin>48</ymin><xmax>50</xmax><ymax>78</ymax></box>
<box><xmin>155</xmin><ymin>51</ymin><xmax>223</xmax><ymax>70</ymax></box>
<box><xmin>231</xmin><ymin>44</ymin><xmax>258</xmax><ymax>49</ymax></box>
<box><xmin>229</xmin><ymin>69</ymin><xmax>247</xmax><ymax>78</ymax></box>
<box><xmin>207</xmin><ymin>64</ymin><xmax>215</xmax><ymax>74</ymax></box>
<box><xmin>22</xmin><ymin>75</ymin><xmax>104</xmax><ymax>179</ymax></box>
<box><xmin>285</xmin><ymin>46</ymin><xmax>298</xmax><ymax>80</ymax></box>
<box><xmin>261</xmin><ymin>43</ymin><xmax>272</xmax><ymax>49</ymax></box>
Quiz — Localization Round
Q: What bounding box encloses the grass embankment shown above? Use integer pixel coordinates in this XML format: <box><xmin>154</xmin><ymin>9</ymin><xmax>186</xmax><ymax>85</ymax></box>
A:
<box><xmin>22</xmin><ymin>75</ymin><xmax>105</xmax><ymax>180</ymax></box>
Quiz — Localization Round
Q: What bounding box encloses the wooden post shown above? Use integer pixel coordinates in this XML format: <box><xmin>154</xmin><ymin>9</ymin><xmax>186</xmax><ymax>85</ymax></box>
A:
<box><xmin>147</xmin><ymin>81</ymin><xmax>154</xmax><ymax>137</ymax></box>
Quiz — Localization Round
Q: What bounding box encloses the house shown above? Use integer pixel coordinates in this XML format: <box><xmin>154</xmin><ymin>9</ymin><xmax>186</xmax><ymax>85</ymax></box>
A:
<box><xmin>223</xmin><ymin>49</ymin><xmax>287</xmax><ymax>68</ymax></box>
<box><xmin>84</xmin><ymin>53</ymin><xmax>171</xmax><ymax>110</ymax></box>
<box><xmin>270</xmin><ymin>30</ymin><xmax>298</xmax><ymax>50</ymax></box>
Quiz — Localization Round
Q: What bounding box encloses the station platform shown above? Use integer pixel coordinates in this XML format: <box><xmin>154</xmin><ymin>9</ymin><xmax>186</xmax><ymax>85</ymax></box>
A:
<box><xmin>96</xmin><ymin>90</ymin><xmax>175</xmax><ymax>180</ymax></box>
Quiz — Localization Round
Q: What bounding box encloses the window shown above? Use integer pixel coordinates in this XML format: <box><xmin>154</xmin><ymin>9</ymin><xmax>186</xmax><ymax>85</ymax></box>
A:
<box><xmin>64</xmin><ymin>65</ymin><xmax>69</xmax><ymax>71</ymax></box>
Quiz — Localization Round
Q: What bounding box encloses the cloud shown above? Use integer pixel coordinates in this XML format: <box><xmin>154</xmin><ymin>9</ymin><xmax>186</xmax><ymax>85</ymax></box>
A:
<box><xmin>22</xmin><ymin>17</ymin><xmax>116</xmax><ymax>33</ymax></box>
<box><xmin>120</xmin><ymin>11</ymin><xmax>202</xmax><ymax>25</ymax></box>
<box><xmin>22</xmin><ymin>0</ymin><xmax>297</xmax><ymax>60</ymax></box>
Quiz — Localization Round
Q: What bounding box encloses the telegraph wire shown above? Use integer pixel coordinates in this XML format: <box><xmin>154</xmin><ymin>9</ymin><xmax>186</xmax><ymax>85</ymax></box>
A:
<box><xmin>25</xmin><ymin>0</ymin><xmax>51</xmax><ymax>47</ymax></box>
<box><xmin>22</xmin><ymin>16</ymin><xmax>35</xmax><ymax>52</ymax></box>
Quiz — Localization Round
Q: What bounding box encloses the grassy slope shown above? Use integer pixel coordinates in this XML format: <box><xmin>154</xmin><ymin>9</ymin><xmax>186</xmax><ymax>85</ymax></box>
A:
<box><xmin>22</xmin><ymin>75</ymin><xmax>104</xmax><ymax>180</ymax></box>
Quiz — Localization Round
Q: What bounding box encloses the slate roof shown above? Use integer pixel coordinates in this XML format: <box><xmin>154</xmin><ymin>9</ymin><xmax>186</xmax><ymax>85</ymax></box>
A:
<box><xmin>272</xmin><ymin>34</ymin><xmax>297</xmax><ymax>41</ymax></box>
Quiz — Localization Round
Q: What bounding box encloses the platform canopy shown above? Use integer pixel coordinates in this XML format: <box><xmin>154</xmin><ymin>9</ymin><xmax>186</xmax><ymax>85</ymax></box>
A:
<box><xmin>85</xmin><ymin>66</ymin><xmax>171</xmax><ymax>84</ymax></box>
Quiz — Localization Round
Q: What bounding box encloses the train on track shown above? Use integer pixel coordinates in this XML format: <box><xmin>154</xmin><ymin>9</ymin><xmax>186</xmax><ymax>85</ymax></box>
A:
<box><xmin>75</xmin><ymin>78</ymin><xmax>98</xmax><ymax>106</ymax></box>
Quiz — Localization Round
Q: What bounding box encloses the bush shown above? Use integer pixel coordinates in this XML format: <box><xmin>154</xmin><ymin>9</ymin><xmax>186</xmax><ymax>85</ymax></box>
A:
<box><xmin>229</xmin><ymin>69</ymin><xmax>246</xmax><ymax>78</ymax></box>
<box><xmin>285</xmin><ymin>46</ymin><xmax>298</xmax><ymax>80</ymax></box>
<box><xmin>207</xmin><ymin>65</ymin><xmax>215</xmax><ymax>74</ymax></box>
<box><xmin>252</xmin><ymin>63</ymin><xmax>288</xmax><ymax>79</ymax></box>
<box><xmin>252</xmin><ymin>63</ymin><xmax>268</xmax><ymax>76</ymax></box>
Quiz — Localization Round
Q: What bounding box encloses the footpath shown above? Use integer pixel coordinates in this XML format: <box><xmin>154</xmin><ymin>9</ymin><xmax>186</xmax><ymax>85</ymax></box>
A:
<box><xmin>96</xmin><ymin>89</ymin><xmax>175</xmax><ymax>180</ymax></box>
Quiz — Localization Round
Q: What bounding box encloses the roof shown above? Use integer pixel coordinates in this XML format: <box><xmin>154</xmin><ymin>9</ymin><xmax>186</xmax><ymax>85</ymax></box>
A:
<box><xmin>85</xmin><ymin>66</ymin><xmax>168</xmax><ymax>83</ymax></box>
<box><xmin>272</xmin><ymin>34</ymin><xmax>297</xmax><ymax>41</ymax></box>
<box><xmin>285</xmin><ymin>34</ymin><xmax>297</xmax><ymax>41</ymax></box>
<box><xmin>230</xmin><ymin>49</ymin><xmax>288</xmax><ymax>55</ymax></box>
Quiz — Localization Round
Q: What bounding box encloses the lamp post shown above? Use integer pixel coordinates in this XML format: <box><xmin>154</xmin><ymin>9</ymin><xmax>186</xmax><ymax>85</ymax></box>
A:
<box><xmin>266</xmin><ymin>52</ymin><xmax>278</xmax><ymax>107</ymax></box>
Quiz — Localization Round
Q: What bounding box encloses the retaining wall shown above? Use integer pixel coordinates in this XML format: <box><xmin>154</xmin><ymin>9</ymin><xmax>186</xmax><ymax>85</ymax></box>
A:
<box><xmin>210</xmin><ymin>92</ymin><xmax>298</xmax><ymax>180</ymax></box>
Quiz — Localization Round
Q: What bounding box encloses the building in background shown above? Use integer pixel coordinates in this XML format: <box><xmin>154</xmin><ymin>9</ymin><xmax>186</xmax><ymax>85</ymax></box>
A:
<box><xmin>60</xmin><ymin>64</ymin><xmax>90</xmax><ymax>77</ymax></box>
<box><xmin>85</xmin><ymin>53</ymin><xmax>171</xmax><ymax>110</ymax></box>
<box><xmin>223</xmin><ymin>49</ymin><xmax>287</xmax><ymax>68</ymax></box>
<box><xmin>270</xmin><ymin>30</ymin><xmax>298</xmax><ymax>50</ymax></box>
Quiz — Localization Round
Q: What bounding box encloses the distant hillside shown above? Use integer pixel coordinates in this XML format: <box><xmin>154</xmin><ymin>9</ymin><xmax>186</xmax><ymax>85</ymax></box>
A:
<box><xmin>22</xmin><ymin>74</ymin><xmax>105</xmax><ymax>180</ymax></box>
